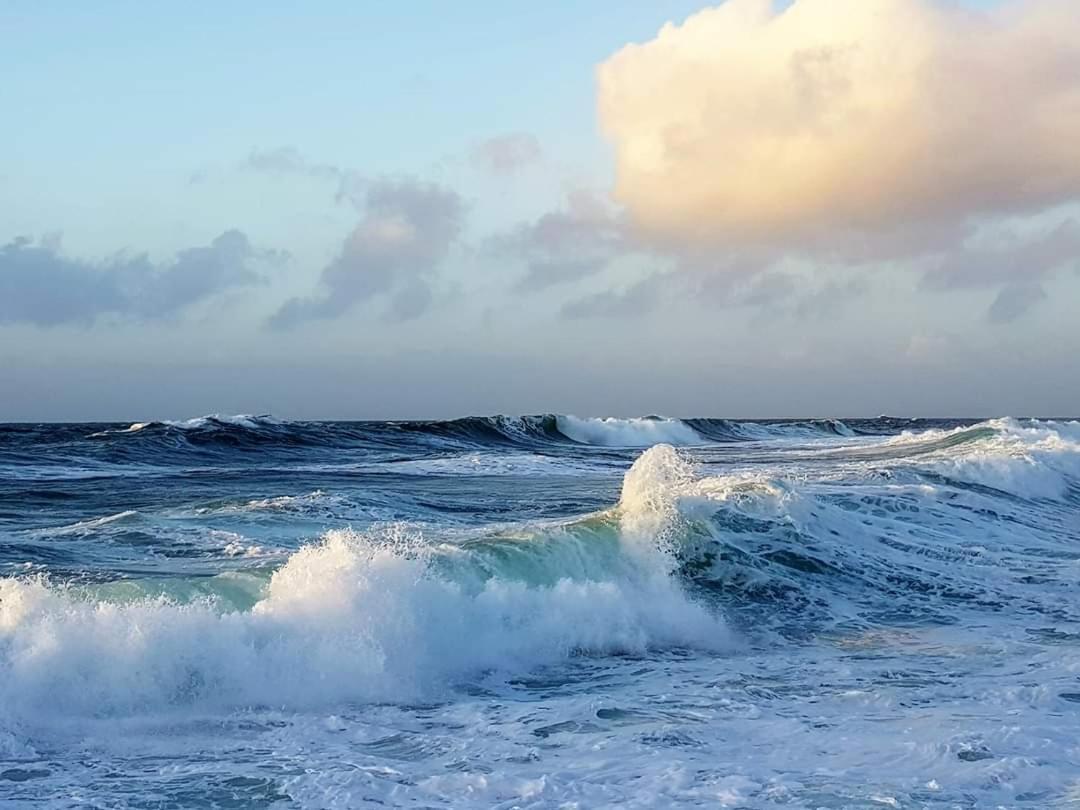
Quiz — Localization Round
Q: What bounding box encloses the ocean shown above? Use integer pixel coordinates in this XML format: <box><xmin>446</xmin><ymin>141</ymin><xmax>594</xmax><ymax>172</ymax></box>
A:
<box><xmin>1</xmin><ymin>414</ymin><xmax>1078</xmax><ymax>808</ymax></box>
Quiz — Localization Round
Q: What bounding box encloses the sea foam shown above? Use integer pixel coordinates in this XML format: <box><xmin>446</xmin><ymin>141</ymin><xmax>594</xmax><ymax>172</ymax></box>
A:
<box><xmin>0</xmin><ymin>451</ymin><xmax>728</xmax><ymax>721</ymax></box>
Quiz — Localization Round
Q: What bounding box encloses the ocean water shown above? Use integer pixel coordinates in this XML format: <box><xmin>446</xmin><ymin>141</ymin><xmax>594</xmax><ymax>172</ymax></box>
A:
<box><xmin>1</xmin><ymin>414</ymin><xmax>1079</xmax><ymax>809</ymax></box>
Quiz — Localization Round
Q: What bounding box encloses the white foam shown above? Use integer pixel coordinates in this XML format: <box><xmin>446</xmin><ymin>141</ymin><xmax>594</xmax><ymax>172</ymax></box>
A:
<box><xmin>42</xmin><ymin>510</ymin><xmax>140</xmax><ymax>535</ymax></box>
<box><xmin>0</xmin><ymin>505</ymin><xmax>727</xmax><ymax>719</ymax></box>
<box><xmin>556</xmin><ymin>416</ymin><xmax>704</xmax><ymax>447</ymax></box>
<box><xmin>618</xmin><ymin>443</ymin><xmax>697</xmax><ymax>567</ymax></box>
<box><xmin>119</xmin><ymin>414</ymin><xmax>282</xmax><ymax>433</ymax></box>
<box><xmin>892</xmin><ymin>418</ymin><xmax>1080</xmax><ymax>499</ymax></box>
<box><xmin>222</xmin><ymin>541</ymin><xmax>268</xmax><ymax>558</ymax></box>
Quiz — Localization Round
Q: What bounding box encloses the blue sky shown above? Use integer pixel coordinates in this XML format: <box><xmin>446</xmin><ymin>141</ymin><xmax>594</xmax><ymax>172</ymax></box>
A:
<box><xmin>2</xmin><ymin>0</ymin><xmax>1078</xmax><ymax>420</ymax></box>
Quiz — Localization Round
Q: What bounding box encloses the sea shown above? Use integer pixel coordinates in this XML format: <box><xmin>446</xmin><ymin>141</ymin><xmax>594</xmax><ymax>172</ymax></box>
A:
<box><xmin>1</xmin><ymin>414</ymin><xmax>1079</xmax><ymax>809</ymax></box>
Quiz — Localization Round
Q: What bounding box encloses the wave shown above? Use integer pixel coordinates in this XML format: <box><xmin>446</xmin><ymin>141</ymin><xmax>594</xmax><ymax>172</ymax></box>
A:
<box><xmin>88</xmin><ymin>414</ymin><xmax>283</xmax><ymax>438</ymax></box>
<box><xmin>876</xmin><ymin>418</ymin><xmax>1080</xmax><ymax>500</ymax></box>
<box><xmin>719</xmin><ymin>418</ymin><xmax>857</xmax><ymax>441</ymax></box>
<box><xmin>391</xmin><ymin>414</ymin><xmax>567</xmax><ymax>447</ymax></box>
<box><xmin>0</xmin><ymin>451</ymin><xmax>730</xmax><ymax>719</ymax></box>
<box><xmin>397</xmin><ymin>414</ymin><xmax>863</xmax><ymax>446</ymax></box>
<box><xmin>612</xmin><ymin>431</ymin><xmax>1080</xmax><ymax>626</ymax></box>
<box><xmin>124</xmin><ymin>414</ymin><xmax>284</xmax><ymax>433</ymax></box>
<box><xmin>76</xmin><ymin>412</ymin><xmax>878</xmax><ymax>455</ymax></box>
<box><xmin>555</xmin><ymin>416</ymin><xmax>705</xmax><ymax>447</ymax></box>
<box><xmin>3</xmin><ymin>420</ymin><xmax>1079</xmax><ymax>721</ymax></box>
<box><xmin>38</xmin><ymin>510</ymin><xmax>141</xmax><ymax>536</ymax></box>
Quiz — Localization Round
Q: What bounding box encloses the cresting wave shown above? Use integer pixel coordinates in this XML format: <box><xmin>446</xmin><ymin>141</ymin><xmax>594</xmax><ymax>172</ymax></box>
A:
<box><xmin>554</xmin><ymin>415</ymin><xmax>704</xmax><ymax>446</ymax></box>
<box><xmin>0</xmin><ymin>452</ymin><xmax>729</xmax><ymax>720</ymax></box>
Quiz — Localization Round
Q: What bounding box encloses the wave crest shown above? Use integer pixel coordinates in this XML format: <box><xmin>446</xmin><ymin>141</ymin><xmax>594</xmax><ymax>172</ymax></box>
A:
<box><xmin>0</xmin><ymin>506</ymin><xmax>727</xmax><ymax>719</ymax></box>
<box><xmin>556</xmin><ymin>416</ymin><xmax>705</xmax><ymax>447</ymax></box>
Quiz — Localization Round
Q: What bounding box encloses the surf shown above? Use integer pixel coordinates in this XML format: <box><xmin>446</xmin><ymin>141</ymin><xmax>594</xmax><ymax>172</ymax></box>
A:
<box><xmin>4</xmin><ymin>416</ymin><xmax>1078</xmax><ymax>723</ymax></box>
<box><xmin>0</xmin><ymin>449</ymin><xmax>732</xmax><ymax>721</ymax></box>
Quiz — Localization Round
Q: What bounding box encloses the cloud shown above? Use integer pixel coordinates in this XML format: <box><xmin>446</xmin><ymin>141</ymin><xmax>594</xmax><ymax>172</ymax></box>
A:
<box><xmin>471</xmin><ymin>133</ymin><xmax>542</xmax><ymax>176</ymax></box>
<box><xmin>243</xmin><ymin>146</ymin><xmax>336</xmax><ymax>178</ymax></box>
<box><xmin>684</xmin><ymin>265</ymin><xmax>867</xmax><ymax>317</ymax></box>
<box><xmin>517</xmin><ymin>259</ymin><xmax>609</xmax><ymax>292</ymax></box>
<box><xmin>268</xmin><ymin>179</ymin><xmax>464</xmax><ymax>328</ymax></box>
<box><xmin>135</xmin><ymin>230</ymin><xmax>264</xmax><ymax>317</ymax></box>
<box><xmin>0</xmin><ymin>231</ymin><xmax>264</xmax><ymax>327</ymax></box>
<box><xmin>793</xmin><ymin>277</ymin><xmax>867</xmax><ymax>319</ymax></box>
<box><xmin>558</xmin><ymin>259</ymin><xmax>870</xmax><ymax>321</ymax></box>
<box><xmin>917</xmin><ymin>216</ymin><xmax>1078</xmax><ymax>320</ymax></box>
<box><xmin>387</xmin><ymin>279</ymin><xmax>434</xmax><ymax>322</ymax></box>
<box><xmin>0</xmin><ymin>237</ymin><xmax>128</xmax><ymax>326</ymax></box>
<box><xmin>492</xmin><ymin>190</ymin><xmax>628</xmax><ymax>290</ymax></box>
<box><xmin>598</xmin><ymin>0</ymin><xmax>1080</xmax><ymax>249</ymax></box>
<box><xmin>560</xmin><ymin>275</ymin><xmax>668</xmax><ymax>320</ymax></box>
<box><xmin>241</xmin><ymin>146</ymin><xmax>366</xmax><ymax>206</ymax></box>
<box><xmin>923</xmin><ymin>218</ymin><xmax>1080</xmax><ymax>290</ymax></box>
<box><xmin>905</xmin><ymin>330</ymin><xmax>968</xmax><ymax>363</ymax></box>
<box><xmin>987</xmin><ymin>283</ymin><xmax>1048</xmax><ymax>323</ymax></box>
<box><xmin>730</xmin><ymin>271</ymin><xmax>798</xmax><ymax>309</ymax></box>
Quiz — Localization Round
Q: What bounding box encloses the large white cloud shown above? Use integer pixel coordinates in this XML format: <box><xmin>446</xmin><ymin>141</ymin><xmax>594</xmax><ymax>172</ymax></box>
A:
<box><xmin>597</xmin><ymin>0</ymin><xmax>1080</xmax><ymax>247</ymax></box>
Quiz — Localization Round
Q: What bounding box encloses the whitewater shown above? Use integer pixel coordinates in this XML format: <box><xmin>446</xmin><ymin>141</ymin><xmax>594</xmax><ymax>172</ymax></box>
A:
<box><xmin>1</xmin><ymin>415</ymin><xmax>1079</xmax><ymax>808</ymax></box>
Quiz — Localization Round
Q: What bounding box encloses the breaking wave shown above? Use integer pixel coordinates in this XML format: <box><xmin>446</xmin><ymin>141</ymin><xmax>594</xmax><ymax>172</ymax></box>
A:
<box><xmin>4</xmin><ymin>416</ymin><xmax>1078</xmax><ymax>722</ymax></box>
<box><xmin>554</xmin><ymin>415</ymin><xmax>705</xmax><ymax>446</ymax></box>
<box><xmin>0</xmin><ymin>452</ymin><xmax>730</xmax><ymax>719</ymax></box>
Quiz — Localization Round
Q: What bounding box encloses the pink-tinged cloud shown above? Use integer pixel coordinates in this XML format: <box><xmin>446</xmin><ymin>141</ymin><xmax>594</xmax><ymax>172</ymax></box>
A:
<box><xmin>597</xmin><ymin>0</ymin><xmax>1080</xmax><ymax>246</ymax></box>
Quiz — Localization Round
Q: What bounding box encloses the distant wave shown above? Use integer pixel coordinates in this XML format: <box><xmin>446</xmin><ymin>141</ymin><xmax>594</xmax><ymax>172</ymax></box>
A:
<box><xmin>80</xmin><ymin>412</ymin><xmax>879</xmax><ymax>452</ymax></box>
<box><xmin>134</xmin><ymin>413</ymin><xmax>284</xmax><ymax>432</ymax></box>
<box><xmin>90</xmin><ymin>413</ymin><xmax>283</xmax><ymax>436</ymax></box>
<box><xmin>554</xmin><ymin>416</ymin><xmax>705</xmax><ymax>447</ymax></box>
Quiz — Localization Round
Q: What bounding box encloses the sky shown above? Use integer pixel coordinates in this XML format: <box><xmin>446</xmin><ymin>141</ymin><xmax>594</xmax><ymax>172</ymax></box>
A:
<box><xmin>2</xmin><ymin>0</ymin><xmax>1079</xmax><ymax>421</ymax></box>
